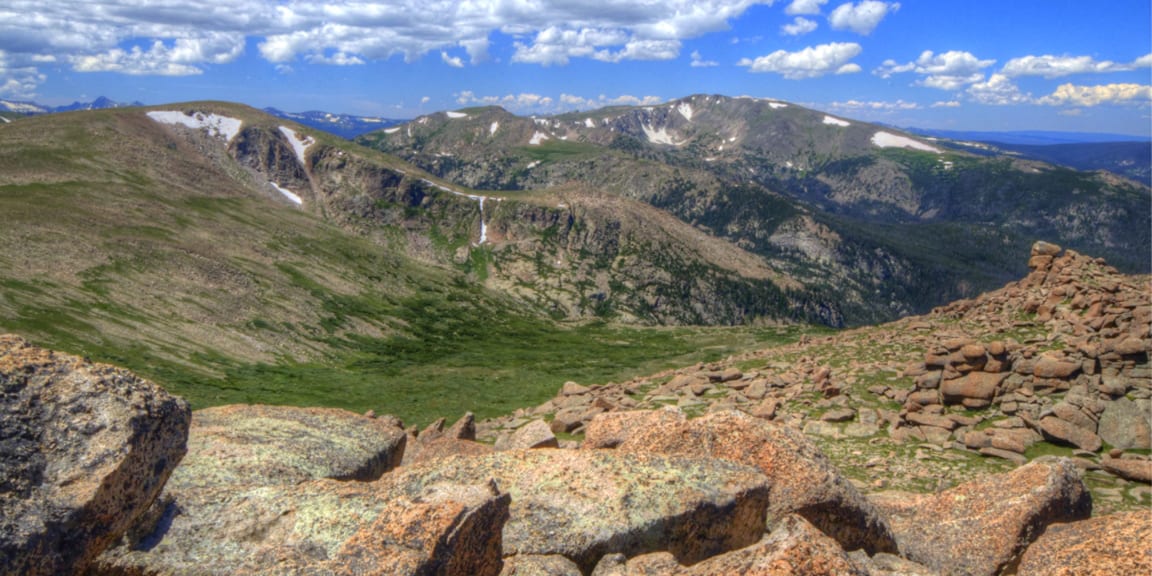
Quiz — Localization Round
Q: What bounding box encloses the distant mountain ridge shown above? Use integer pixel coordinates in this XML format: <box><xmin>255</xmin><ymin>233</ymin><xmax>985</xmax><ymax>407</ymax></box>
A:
<box><xmin>905</xmin><ymin>127</ymin><xmax>1149</xmax><ymax>146</ymax></box>
<box><xmin>357</xmin><ymin>93</ymin><xmax>1151</xmax><ymax>324</ymax></box>
<box><xmin>260</xmin><ymin>107</ymin><xmax>404</xmax><ymax>139</ymax></box>
<box><xmin>0</xmin><ymin>95</ymin><xmax>143</xmax><ymax>114</ymax></box>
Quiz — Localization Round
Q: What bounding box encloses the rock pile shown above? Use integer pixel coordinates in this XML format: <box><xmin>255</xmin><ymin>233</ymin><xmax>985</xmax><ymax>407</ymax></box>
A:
<box><xmin>479</xmin><ymin>242</ymin><xmax>1150</xmax><ymax>507</ymax></box>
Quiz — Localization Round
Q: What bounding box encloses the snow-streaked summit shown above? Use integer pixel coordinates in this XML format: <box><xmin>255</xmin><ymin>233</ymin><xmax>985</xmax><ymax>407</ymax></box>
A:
<box><xmin>147</xmin><ymin>111</ymin><xmax>242</xmax><ymax>143</ymax></box>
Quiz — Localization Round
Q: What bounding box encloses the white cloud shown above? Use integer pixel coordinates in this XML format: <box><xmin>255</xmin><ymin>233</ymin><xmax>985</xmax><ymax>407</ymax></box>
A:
<box><xmin>455</xmin><ymin>90</ymin><xmax>661</xmax><ymax>112</ymax></box>
<box><xmin>966</xmin><ymin>74</ymin><xmax>1032</xmax><ymax>105</ymax></box>
<box><xmin>828</xmin><ymin>1</ymin><xmax>899</xmax><ymax>35</ymax></box>
<box><xmin>786</xmin><ymin>0</ymin><xmax>829</xmax><ymax>15</ymax></box>
<box><xmin>0</xmin><ymin>50</ymin><xmax>46</xmax><ymax>98</ymax></box>
<box><xmin>420</xmin><ymin>96</ymin><xmax>431</xmax><ymax>104</ymax></box>
<box><xmin>1039</xmin><ymin>83</ymin><xmax>1152</xmax><ymax>107</ymax></box>
<box><xmin>0</xmin><ymin>0</ymin><xmax>777</xmax><ymax>83</ymax></box>
<box><xmin>738</xmin><ymin>42</ymin><xmax>862</xmax><ymax>79</ymax></box>
<box><xmin>308</xmin><ymin>52</ymin><xmax>364</xmax><ymax>66</ymax></box>
<box><xmin>690</xmin><ymin>50</ymin><xmax>719</xmax><ymax>67</ymax></box>
<box><xmin>441</xmin><ymin>51</ymin><xmax>464</xmax><ymax>68</ymax></box>
<box><xmin>874</xmin><ymin>50</ymin><xmax>994</xmax><ymax>90</ymax></box>
<box><xmin>781</xmin><ymin>17</ymin><xmax>818</xmax><ymax>36</ymax></box>
<box><xmin>456</xmin><ymin>91</ymin><xmax>554</xmax><ymax>110</ymax></box>
<box><xmin>931</xmin><ymin>100</ymin><xmax>960</xmax><ymax>108</ymax></box>
<box><xmin>1001</xmin><ymin>53</ymin><xmax>1152</xmax><ymax>78</ymax></box>
<box><xmin>828</xmin><ymin>99</ymin><xmax>919</xmax><ymax>111</ymax></box>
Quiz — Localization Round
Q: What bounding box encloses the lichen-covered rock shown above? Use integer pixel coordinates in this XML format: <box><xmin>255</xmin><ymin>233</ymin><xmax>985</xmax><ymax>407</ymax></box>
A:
<box><xmin>623</xmin><ymin>515</ymin><xmax>865</xmax><ymax>576</ymax></box>
<box><xmin>581</xmin><ymin>408</ymin><xmax>686</xmax><ymax>449</ymax></box>
<box><xmin>388</xmin><ymin>449</ymin><xmax>772</xmax><ymax>573</ymax></box>
<box><xmin>1097</xmin><ymin>397</ymin><xmax>1152</xmax><ymax>450</ymax></box>
<box><xmin>172</xmin><ymin>404</ymin><xmax>407</xmax><ymax>489</ymax></box>
<box><xmin>93</xmin><ymin>403</ymin><xmax>408</xmax><ymax>574</ymax></box>
<box><xmin>1013</xmin><ymin>511</ymin><xmax>1152</xmax><ymax>575</ymax></box>
<box><xmin>615</xmin><ymin>410</ymin><xmax>898</xmax><ymax>555</ymax></box>
<box><xmin>498</xmin><ymin>554</ymin><xmax>582</xmax><ymax>576</ymax></box>
<box><xmin>0</xmin><ymin>335</ymin><xmax>190</xmax><ymax>576</ymax></box>
<box><xmin>403</xmin><ymin>436</ymin><xmax>494</xmax><ymax>466</ymax></box>
<box><xmin>1100</xmin><ymin>456</ymin><xmax>1152</xmax><ymax>484</ymax></box>
<box><xmin>96</xmin><ymin>478</ymin><xmax>510</xmax><ymax>575</ymax></box>
<box><xmin>871</xmin><ymin>458</ymin><xmax>1092</xmax><ymax>576</ymax></box>
<box><xmin>494</xmin><ymin>419</ymin><xmax>559</xmax><ymax>451</ymax></box>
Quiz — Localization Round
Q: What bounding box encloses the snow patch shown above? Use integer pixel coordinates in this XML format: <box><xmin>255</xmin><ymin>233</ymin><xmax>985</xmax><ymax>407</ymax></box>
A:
<box><xmin>384</xmin><ymin>127</ymin><xmax>400</xmax><ymax>134</ymax></box>
<box><xmin>270</xmin><ymin>182</ymin><xmax>303</xmax><ymax>206</ymax></box>
<box><xmin>489</xmin><ymin>121</ymin><xmax>499</xmax><ymax>136</ymax></box>
<box><xmin>529</xmin><ymin>131</ymin><xmax>550</xmax><ymax>145</ymax></box>
<box><xmin>676</xmin><ymin>102</ymin><xmax>693</xmax><ymax>122</ymax></box>
<box><xmin>0</xmin><ymin>116</ymin><xmax>9</xmax><ymax>124</ymax></box>
<box><xmin>278</xmin><ymin>126</ymin><xmax>314</xmax><ymax>166</ymax></box>
<box><xmin>584</xmin><ymin>118</ymin><xmax>595</xmax><ymax>128</ymax></box>
<box><xmin>446</xmin><ymin>111</ymin><xmax>468</xmax><ymax>119</ymax></box>
<box><xmin>533</xmin><ymin>118</ymin><xmax>549</xmax><ymax>126</ymax></box>
<box><xmin>642</xmin><ymin>123</ymin><xmax>684</xmax><ymax>146</ymax></box>
<box><xmin>728</xmin><ymin>136</ymin><xmax>736</xmax><ymax>142</ymax></box>
<box><xmin>822</xmin><ymin>115</ymin><xmax>850</xmax><ymax>127</ymax></box>
<box><xmin>147</xmin><ymin>110</ymin><xmax>242</xmax><ymax>143</ymax></box>
<box><xmin>768</xmin><ymin>102</ymin><xmax>788</xmax><ymax>109</ymax></box>
<box><xmin>871</xmin><ymin>131</ymin><xmax>941</xmax><ymax>153</ymax></box>
<box><xmin>525</xmin><ymin>161</ymin><xmax>541</xmax><ymax>169</ymax></box>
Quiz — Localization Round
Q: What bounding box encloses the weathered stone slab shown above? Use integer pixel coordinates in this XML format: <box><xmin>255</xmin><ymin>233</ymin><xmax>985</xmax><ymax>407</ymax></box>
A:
<box><xmin>0</xmin><ymin>335</ymin><xmax>190</xmax><ymax>576</ymax></box>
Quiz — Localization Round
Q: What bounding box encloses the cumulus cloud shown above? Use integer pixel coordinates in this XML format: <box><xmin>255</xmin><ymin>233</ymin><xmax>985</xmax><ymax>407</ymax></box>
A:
<box><xmin>786</xmin><ymin>0</ymin><xmax>829</xmax><ymax>15</ymax></box>
<box><xmin>827</xmin><ymin>99</ymin><xmax>919</xmax><ymax>111</ymax></box>
<box><xmin>781</xmin><ymin>17</ymin><xmax>818</xmax><ymax>36</ymax></box>
<box><xmin>1038</xmin><ymin>83</ymin><xmax>1152</xmax><ymax>107</ymax></box>
<box><xmin>0</xmin><ymin>50</ymin><xmax>47</xmax><ymax>98</ymax></box>
<box><xmin>560</xmin><ymin>93</ymin><xmax>664</xmax><ymax>109</ymax></box>
<box><xmin>828</xmin><ymin>1</ymin><xmax>899</xmax><ymax>35</ymax></box>
<box><xmin>966</xmin><ymin>74</ymin><xmax>1032</xmax><ymax>105</ymax></box>
<box><xmin>71</xmin><ymin>32</ymin><xmax>245</xmax><ymax>76</ymax></box>
<box><xmin>1002</xmin><ymin>53</ymin><xmax>1152</xmax><ymax>78</ymax></box>
<box><xmin>690</xmin><ymin>50</ymin><xmax>719</xmax><ymax>67</ymax></box>
<box><xmin>931</xmin><ymin>100</ymin><xmax>960</xmax><ymax>108</ymax></box>
<box><xmin>0</xmin><ymin>0</ymin><xmax>775</xmax><ymax>87</ymax></box>
<box><xmin>456</xmin><ymin>91</ymin><xmax>553</xmax><ymax>108</ymax></box>
<box><xmin>738</xmin><ymin>42</ymin><xmax>862</xmax><ymax>79</ymax></box>
<box><xmin>441</xmin><ymin>51</ymin><xmax>464</xmax><ymax>68</ymax></box>
<box><xmin>874</xmin><ymin>50</ymin><xmax>994</xmax><ymax>90</ymax></box>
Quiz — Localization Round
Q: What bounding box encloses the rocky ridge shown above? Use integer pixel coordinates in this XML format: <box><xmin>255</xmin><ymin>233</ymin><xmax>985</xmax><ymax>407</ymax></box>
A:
<box><xmin>478</xmin><ymin>242</ymin><xmax>1151</xmax><ymax>513</ymax></box>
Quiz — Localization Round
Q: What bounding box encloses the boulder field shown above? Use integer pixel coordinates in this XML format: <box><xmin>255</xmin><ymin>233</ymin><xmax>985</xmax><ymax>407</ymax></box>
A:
<box><xmin>1</xmin><ymin>241</ymin><xmax>1149</xmax><ymax>575</ymax></box>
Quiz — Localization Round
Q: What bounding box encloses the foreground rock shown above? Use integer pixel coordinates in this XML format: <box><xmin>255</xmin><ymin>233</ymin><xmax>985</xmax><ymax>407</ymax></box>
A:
<box><xmin>872</xmin><ymin>458</ymin><xmax>1091</xmax><ymax>576</ymax></box>
<box><xmin>399</xmin><ymin>449</ymin><xmax>772</xmax><ymax>573</ymax></box>
<box><xmin>1013</xmin><ymin>510</ymin><xmax>1152</xmax><ymax>575</ymax></box>
<box><xmin>0</xmin><ymin>335</ymin><xmax>191</xmax><ymax>576</ymax></box>
<box><xmin>94</xmin><ymin>404</ymin><xmax>408</xmax><ymax>574</ymax></box>
<box><xmin>96</xmin><ymin>478</ymin><xmax>509</xmax><ymax>575</ymax></box>
<box><xmin>622</xmin><ymin>514</ymin><xmax>866</xmax><ymax>575</ymax></box>
<box><xmin>609</xmin><ymin>410</ymin><xmax>898</xmax><ymax>555</ymax></box>
<box><xmin>173</xmin><ymin>404</ymin><xmax>407</xmax><ymax>488</ymax></box>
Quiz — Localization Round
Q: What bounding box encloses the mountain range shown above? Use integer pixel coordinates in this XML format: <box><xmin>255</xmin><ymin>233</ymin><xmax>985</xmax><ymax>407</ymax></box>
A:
<box><xmin>0</xmin><ymin>95</ymin><xmax>1148</xmax><ymax>421</ymax></box>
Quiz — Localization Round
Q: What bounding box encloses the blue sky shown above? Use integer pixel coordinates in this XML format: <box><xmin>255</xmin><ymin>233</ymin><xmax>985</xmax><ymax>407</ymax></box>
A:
<box><xmin>2</xmin><ymin>1</ymin><xmax>1150</xmax><ymax>135</ymax></box>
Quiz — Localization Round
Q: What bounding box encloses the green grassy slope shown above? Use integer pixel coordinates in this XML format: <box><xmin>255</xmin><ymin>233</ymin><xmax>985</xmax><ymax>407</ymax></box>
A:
<box><xmin>0</xmin><ymin>105</ymin><xmax>818</xmax><ymax>425</ymax></box>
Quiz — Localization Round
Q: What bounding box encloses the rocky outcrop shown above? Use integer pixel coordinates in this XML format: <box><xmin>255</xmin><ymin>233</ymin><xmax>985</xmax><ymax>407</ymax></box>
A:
<box><xmin>610</xmin><ymin>410</ymin><xmax>898</xmax><ymax>555</ymax></box>
<box><xmin>1012</xmin><ymin>510</ymin><xmax>1152</xmax><ymax>575</ymax></box>
<box><xmin>872</xmin><ymin>458</ymin><xmax>1092</xmax><ymax>576</ymax></box>
<box><xmin>0</xmin><ymin>335</ymin><xmax>190</xmax><ymax>576</ymax></box>
<box><xmin>93</xmin><ymin>404</ymin><xmax>407</xmax><ymax>575</ymax></box>
<box><xmin>387</xmin><ymin>450</ymin><xmax>773</xmax><ymax>573</ymax></box>
<box><xmin>622</xmin><ymin>514</ymin><xmax>866</xmax><ymax>575</ymax></box>
<box><xmin>174</xmin><ymin>404</ymin><xmax>407</xmax><ymax>487</ymax></box>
